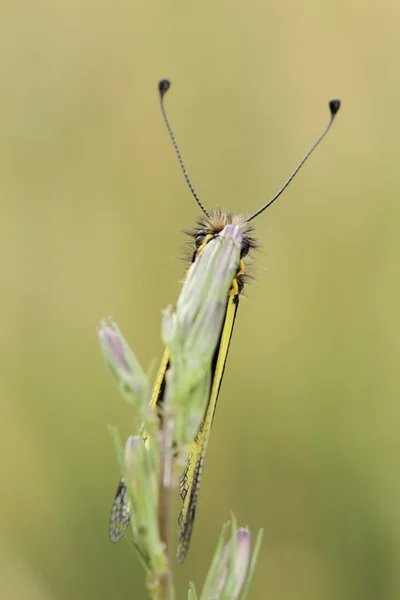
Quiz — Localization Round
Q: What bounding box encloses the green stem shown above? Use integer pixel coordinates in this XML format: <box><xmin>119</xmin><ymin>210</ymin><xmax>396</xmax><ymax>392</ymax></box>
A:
<box><xmin>157</xmin><ymin>418</ymin><xmax>175</xmax><ymax>600</ymax></box>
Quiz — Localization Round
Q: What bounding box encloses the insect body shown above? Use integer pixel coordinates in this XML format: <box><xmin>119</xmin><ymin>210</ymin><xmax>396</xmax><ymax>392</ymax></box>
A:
<box><xmin>110</xmin><ymin>79</ymin><xmax>341</xmax><ymax>562</ymax></box>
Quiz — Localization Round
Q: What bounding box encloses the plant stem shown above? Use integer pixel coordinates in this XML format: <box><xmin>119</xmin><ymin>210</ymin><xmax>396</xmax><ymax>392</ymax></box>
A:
<box><xmin>157</xmin><ymin>417</ymin><xmax>175</xmax><ymax>600</ymax></box>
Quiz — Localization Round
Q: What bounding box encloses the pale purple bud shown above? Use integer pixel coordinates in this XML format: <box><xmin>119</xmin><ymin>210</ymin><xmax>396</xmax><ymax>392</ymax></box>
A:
<box><xmin>211</xmin><ymin>528</ymin><xmax>251</xmax><ymax>600</ymax></box>
<box><xmin>160</xmin><ymin>225</ymin><xmax>243</xmax><ymax>444</ymax></box>
<box><xmin>97</xmin><ymin>318</ymin><xmax>149</xmax><ymax>406</ymax></box>
<box><xmin>98</xmin><ymin>322</ymin><xmax>130</xmax><ymax>372</ymax></box>
<box><xmin>124</xmin><ymin>435</ymin><xmax>141</xmax><ymax>480</ymax></box>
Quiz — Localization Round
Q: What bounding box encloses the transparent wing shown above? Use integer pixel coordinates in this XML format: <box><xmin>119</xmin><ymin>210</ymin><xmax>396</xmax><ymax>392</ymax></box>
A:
<box><xmin>178</xmin><ymin>435</ymin><xmax>206</xmax><ymax>562</ymax></box>
<box><xmin>109</xmin><ymin>477</ymin><xmax>131</xmax><ymax>542</ymax></box>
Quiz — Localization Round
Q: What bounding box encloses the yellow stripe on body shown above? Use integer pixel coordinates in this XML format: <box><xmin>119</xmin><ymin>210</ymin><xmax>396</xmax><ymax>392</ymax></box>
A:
<box><xmin>151</xmin><ymin>347</ymin><xmax>170</xmax><ymax>410</ymax></box>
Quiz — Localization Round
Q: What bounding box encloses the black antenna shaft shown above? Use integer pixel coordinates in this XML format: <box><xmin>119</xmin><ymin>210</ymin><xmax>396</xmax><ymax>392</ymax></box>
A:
<box><xmin>246</xmin><ymin>99</ymin><xmax>341</xmax><ymax>222</ymax></box>
<box><xmin>158</xmin><ymin>79</ymin><xmax>211</xmax><ymax>218</ymax></box>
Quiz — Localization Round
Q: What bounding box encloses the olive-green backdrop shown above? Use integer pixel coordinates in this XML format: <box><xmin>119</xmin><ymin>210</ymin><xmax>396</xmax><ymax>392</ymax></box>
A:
<box><xmin>1</xmin><ymin>1</ymin><xmax>399</xmax><ymax>599</ymax></box>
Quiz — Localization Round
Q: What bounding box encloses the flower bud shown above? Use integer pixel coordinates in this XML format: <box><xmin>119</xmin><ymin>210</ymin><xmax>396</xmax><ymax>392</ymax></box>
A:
<box><xmin>162</xmin><ymin>224</ymin><xmax>243</xmax><ymax>445</ymax></box>
<box><xmin>210</xmin><ymin>528</ymin><xmax>251</xmax><ymax>600</ymax></box>
<box><xmin>200</xmin><ymin>518</ymin><xmax>263</xmax><ymax>600</ymax></box>
<box><xmin>124</xmin><ymin>435</ymin><xmax>142</xmax><ymax>480</ymax></box>
<box><xmin>97</xmin><ymin>318</ymin><xmax>149</xmax><ymax>407</ymax></box>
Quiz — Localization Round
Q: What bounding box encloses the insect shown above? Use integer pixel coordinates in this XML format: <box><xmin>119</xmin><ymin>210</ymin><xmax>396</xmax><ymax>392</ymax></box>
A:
<box><xmin>110</xmin><ymin>79</ymin><xmax>341</xmax><ymax>562</ymax></box>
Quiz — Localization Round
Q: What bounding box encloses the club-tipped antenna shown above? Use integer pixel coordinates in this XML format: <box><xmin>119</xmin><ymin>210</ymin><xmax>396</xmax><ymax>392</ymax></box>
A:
<box><xmin>158</xmin><ymin>79</ymin><xmax>211</xmax><ymax>218</ymax></box>
<box><xmin>246</xmin><ymin>99</ymin><xmax>341</xmax><ymax>222</ymax></box>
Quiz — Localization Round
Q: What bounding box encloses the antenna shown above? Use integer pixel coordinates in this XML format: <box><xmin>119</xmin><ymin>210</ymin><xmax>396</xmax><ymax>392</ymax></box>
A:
<box><xmin>158</xmin><ymin>79</ymin><xmax>211</xmax><ymax>218</ymax></box>
<box><xmin>246</xmin><ymin>99</ymin><xmax>341</xmax><ymax>222</ymax></box>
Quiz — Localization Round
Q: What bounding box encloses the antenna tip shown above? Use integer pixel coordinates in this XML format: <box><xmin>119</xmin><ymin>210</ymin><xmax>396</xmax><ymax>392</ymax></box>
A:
<box><xmin>158</xmin><ymin>78</ymin><xmax>171</xmax><ymax>98</ymax></box>
<box><xmin>329</xmin><ymin>98</ymin><xmax>341</xmax><ymax>116</ymax></box>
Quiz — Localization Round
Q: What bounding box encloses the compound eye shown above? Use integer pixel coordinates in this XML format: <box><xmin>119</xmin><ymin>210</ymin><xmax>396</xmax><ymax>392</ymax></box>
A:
<box><xmin>195</xmin><ymin>233</ymin><xmax>206</xmax><ymax>248</ymax></box>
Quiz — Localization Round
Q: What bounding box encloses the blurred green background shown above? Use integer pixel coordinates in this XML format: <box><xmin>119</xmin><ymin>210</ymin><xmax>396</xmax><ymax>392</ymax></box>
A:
<box><xmin>1</xmin><ymin>1</ymin><xmax>400</xmax><ymax>598</ymax></box>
